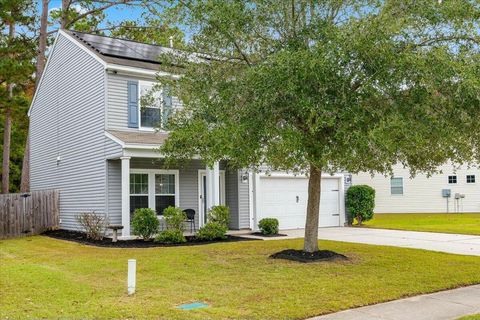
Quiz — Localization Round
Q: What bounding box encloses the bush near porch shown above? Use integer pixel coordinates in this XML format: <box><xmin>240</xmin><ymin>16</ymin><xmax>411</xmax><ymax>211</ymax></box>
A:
<box><xmin>362</xmin><ymin>213</ymin><xmax>480</xmax><ymax>235</ymax></box>
<box><xmin>1</xmin><ymin>236</ymin><xmax>480</xmax><ymax>319</ymax></box>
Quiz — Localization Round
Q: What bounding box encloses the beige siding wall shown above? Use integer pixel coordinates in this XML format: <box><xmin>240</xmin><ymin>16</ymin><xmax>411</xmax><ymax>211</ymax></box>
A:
<box><xmin>352</xmin><ymin>164</ymin><xmax>480</xmax><ymax>213</ymax></box>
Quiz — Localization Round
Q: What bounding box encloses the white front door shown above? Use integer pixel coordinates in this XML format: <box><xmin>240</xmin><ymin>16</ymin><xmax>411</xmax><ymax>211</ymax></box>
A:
<box><xmin>198</xmin><ymin>171</ymin><xmax>226</xmax><ymax>227</ymax></box>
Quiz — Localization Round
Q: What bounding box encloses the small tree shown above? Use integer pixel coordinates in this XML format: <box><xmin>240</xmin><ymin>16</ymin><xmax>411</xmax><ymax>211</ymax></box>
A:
<box><xmin>131</xmin><ymin>208</ymin><xmax>159</xmax><ymax>241</ymax></box>
<box><xmin>346</xmin><ymin>185</ymin><xmax>376</xmax><ymax>226</ymax></box>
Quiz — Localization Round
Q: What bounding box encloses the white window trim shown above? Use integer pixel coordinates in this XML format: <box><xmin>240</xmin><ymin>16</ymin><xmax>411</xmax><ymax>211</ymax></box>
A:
<box><xmin>466</xmin><ymin>174</ymin><xmax>476</xmax><ymax>184</ymax></box>
<box><xmin>129</xmin><ymin>173</ymin><xmax>149</xmax><ymax>195</ymax></box>
<box><xmin>448</xmin><ymin>175</ymin><xmax>458</xmax><ymax>184</ymax></box>
<box><xmin>130</xmin><ymin>169</ymin><xmax>180</xmax><ymax>213</ymax></box>
<box><xmin>390</xmin><ymin>177</ymin><xmax>404</xmax><ymax>196</ymax></box>
<box><xmin>197</xmin><ymin>170</ymin><xmax>226</xmax><ymax>227</ymax></box>
<box><xmin>138</xmin><ymin>80</ymin><xmax>169</xmax><ymax>132</ymax></box>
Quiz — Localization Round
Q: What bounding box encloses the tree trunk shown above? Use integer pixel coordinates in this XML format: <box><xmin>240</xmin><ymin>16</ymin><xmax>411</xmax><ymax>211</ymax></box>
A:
<box><xmin>36</xmin><ymin>0</ymin><xmax>49</xmax><ymax>83</ymax></box>
<box><xmin>20</xmin><ymin>133</ymin><xmax>30</xmax><ymax>192</ymax></box>
<box><xmin>61</xmin><ymin>0</ymin><xmax>71</xmax><ymax>29</ymax></box>
<box><xmin>20</xmin><ymin>0</ymin><xmax>48</xmax><ymax>193</ymax></box>
<box><xmin>2</xmin><ymin>22</ymin><xmax>15</xmax><ymax>194</ymax></box>
<box><xmin>303</xmin><ymin>163</ymin><xmax>322</xmax><ymax>253</ymax></box>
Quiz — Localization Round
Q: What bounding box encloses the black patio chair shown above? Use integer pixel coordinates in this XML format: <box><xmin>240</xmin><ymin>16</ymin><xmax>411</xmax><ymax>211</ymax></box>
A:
<box><xmin>183</xmin><ymin>209</ymin><xmax>196</xmax><ymax>233</ymax></box>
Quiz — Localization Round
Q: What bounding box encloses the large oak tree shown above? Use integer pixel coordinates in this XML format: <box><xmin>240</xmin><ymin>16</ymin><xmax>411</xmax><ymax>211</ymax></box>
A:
<box><xmin>159</xmin><ymin>0</ymin><xmax>480</xmax><ymax>253</ymax></box>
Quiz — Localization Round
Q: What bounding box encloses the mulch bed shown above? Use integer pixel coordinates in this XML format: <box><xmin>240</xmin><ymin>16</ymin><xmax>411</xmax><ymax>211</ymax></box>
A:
<box><xmin>43</xmin><ymin>229</ymin><xmax>257</xmax><ymax>248</ymax></box>
<box><xmin>270</xmin><ymin>249</ymin><xmax>348</xmax><ymax>263</ymax></box>
<box><xmin>250</xmin><ymin>232</ymin><xmax>288</xmax><ymax>238</ymax></box>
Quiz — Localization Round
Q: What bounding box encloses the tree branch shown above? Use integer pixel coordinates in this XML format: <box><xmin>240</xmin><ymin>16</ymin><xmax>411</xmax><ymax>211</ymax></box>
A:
<box><xmin>64</xmin><ymin>0</ymin><xmax>141</xmax><ymax>29</ymax></box>
<box><xmin>91</xmin><ymin>24</ymin><xmax>160</xmax><ymax>33</ymax></box>
<box><xmin>414</xmin><ymin>35</ymin><xmax>480</xmax><ymax>48</ymax></box>
<box><xmin>178</xmin><ymin>0</ymin><xmax>252</xmax><ymax>67</ymax></box>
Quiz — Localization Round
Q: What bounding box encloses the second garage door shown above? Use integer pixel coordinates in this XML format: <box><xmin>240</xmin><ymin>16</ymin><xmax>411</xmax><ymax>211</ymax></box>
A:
<box><xmin>257</xmin><ymin>176</ymin><xmax>341</xmax><ymax>229</ymax></box>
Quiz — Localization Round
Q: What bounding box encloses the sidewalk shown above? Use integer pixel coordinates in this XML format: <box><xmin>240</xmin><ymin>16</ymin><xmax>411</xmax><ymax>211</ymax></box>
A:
<box><xmin>309</xmin><ymin>285</ymin><xmax>480</xmax><ymax>320</ymax></box>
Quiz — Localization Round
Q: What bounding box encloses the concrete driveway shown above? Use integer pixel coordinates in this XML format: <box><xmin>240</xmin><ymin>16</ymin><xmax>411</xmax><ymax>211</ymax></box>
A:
<box><xmin>245</xmin><ymin>227</ymin><xmax>480</xmax><ymax>256</ymax></box>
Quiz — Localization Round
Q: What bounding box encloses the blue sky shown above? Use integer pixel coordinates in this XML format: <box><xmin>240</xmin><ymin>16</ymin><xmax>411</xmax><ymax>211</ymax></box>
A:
<box><xmin>42</xmin><ymin>0</ymin><xmax>148</xmax><ymax>30</ymax></box>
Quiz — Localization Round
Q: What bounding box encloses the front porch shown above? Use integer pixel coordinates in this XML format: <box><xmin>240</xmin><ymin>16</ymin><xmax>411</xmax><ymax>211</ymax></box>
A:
<box><xmin>106</xmin><ymin>157</ymin><xmax>252</xmax><ymax>237</ymax></box>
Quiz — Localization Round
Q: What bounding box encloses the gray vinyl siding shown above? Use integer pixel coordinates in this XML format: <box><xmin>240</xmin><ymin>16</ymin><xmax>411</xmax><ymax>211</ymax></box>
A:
<box><xmin>107</xmin><ymin>73</ymin><xmax>183</xmax><ymax>131</ymax></box>
<box><xmin>104</xmin><ymin>136</ymin><xmax>123</xmax><ymax>158</ymax></box>
<box><xmin>106</xmin><ymin>158</ymin><xmax>244</xmax><ymax>230</ymax></box>
<box><xmin>107</xmin><ymin>160</ymin><xmax>122</xmax><ymax>225</ymax></box>
<box><xmin>30</xmin><ymin>33</ymin><xmax>107</xmax><ymax>230</ymax></box>
<box><xmin>237</xmin><ymin>171</ymin><xmax>251</xmax><ymax>229</ymax></box>
<box><xmin>343</xmin><ymin>173</ymin><xmax>352</xmax><ymax>224</ymax></box>
<box><xmin>226</xmin><ymin>168</ymin><xmax>239</xmax><ymax>229</ymax></box>
<box><xmin>129</xmin><ymin>158</ymin><xmax>208</xmax><ymax>229</ymax></box>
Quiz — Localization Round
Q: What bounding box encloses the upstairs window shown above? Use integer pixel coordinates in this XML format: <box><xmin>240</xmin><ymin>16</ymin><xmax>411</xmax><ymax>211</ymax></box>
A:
<box><xmin>390</xmin><ymin>177</ymin><xmax>403</xmax><ymax>195</ymax></box>
<box><xmin>467</xmin><ymin>175</ymin><xmax>476</xmax><ymax>183</ymax></box>
<box><xmin>448</xmin><ymin>175</ymin><xmax>457</xmax><ymax>184</ymax></box>
<box><xmin>138</xmin><ymin>81</ymin><xmax>173</xmax><ymax>129</ymax></box>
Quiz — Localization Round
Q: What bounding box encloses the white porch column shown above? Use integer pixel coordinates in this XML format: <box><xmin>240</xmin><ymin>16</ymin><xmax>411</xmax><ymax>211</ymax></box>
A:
<box><xmin>121</xmin><ymin>156</ymin><xmax>131</xmax><ymax>237</ymax></box>
<box><xmin>206</xmin><ymin>161</ymin><xmax>220</xmax><ymax>212</ymax></box>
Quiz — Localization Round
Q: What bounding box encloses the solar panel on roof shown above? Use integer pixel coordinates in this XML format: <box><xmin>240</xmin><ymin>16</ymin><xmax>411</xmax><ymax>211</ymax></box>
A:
<box><xmin>71</xmin><ymin>31</ymin><xmax>169</xmax><ymax>64</ymax></box>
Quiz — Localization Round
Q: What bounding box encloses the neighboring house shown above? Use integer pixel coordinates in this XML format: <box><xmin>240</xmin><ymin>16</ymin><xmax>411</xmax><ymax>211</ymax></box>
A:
<box><xmin>28</xmin><ymin>30</ymin><xmax>347</xmax><ymax>237</ymax></box>
<box><xmin>352</xmin><ymin>163</ymin><xmax>480</xmax><ymax>213</ymax></box>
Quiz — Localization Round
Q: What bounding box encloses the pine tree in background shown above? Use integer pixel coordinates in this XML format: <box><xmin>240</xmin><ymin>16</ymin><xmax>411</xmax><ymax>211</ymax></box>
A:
<box><xmin>0</xmin><ymin>0</ymin><xmax>35</xmax><ymax>193</ymax></box>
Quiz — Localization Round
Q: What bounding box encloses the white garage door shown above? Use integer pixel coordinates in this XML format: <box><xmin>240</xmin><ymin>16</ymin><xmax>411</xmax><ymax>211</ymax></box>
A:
<box><xmin>258</xmin><ymin>176</ymin><xmax>341</xmax><ymax>229</ymax></box>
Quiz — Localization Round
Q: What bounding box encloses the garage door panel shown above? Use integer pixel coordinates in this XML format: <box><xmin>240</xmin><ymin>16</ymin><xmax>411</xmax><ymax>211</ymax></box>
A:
<box><xmin>258</xmin><ymin>176</ymin><xmax>341</xmax><ymax>229</ymax></box>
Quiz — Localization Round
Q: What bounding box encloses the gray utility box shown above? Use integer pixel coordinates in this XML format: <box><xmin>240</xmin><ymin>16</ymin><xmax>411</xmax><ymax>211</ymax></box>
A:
<box><xmin>442</xmin><ymin>189</ymin><xmax>451</xmax><ymax>198</ymax></box>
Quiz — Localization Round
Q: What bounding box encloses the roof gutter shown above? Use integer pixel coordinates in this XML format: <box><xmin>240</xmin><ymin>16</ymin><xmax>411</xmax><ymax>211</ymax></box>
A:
<box><xmin>106</xmin><ymin>64</ymin><xmax>180</xmax><ymax>79</ymax></box>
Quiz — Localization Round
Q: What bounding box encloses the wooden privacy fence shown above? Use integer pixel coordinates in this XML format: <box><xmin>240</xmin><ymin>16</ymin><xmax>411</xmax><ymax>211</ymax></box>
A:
<box><xmin>0</xmin><ymin>190</ymin><xmax>59</xmax><ymax>239</ymax></box>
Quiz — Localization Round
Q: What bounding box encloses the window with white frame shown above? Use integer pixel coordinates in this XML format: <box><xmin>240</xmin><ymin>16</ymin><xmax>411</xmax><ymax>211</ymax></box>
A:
<box><xmin>390</xmin><ymin>177</ymin><xmax>403</xmax><ymax>195</ymax></box>
<box><xmin>467</xmin><ymin>175</ymin><xmax>476</xmax><ymax>184</ymax></box>
<box><xmin>448</xmin><ymin>175</ymin><xmax>457</xmax><ymax>184</ymax></box>
<box><xmin>155</xmin><ymin>174</ymin><xmax>176</xmax><ymax>215</ymax></box>
<box><xmin>129</xmin><ymin>170</ymin><xmax>179</xmax><ymax>216</ymax></box>
<box><xmin>138</xmin><ymin>81</ymin><xmax>173</xmax><ymax>129</ymax></box>
<box><xmin>130</xmin><ymin>173</ymin><xmax>149</xmax><ymax>214</ymax></box>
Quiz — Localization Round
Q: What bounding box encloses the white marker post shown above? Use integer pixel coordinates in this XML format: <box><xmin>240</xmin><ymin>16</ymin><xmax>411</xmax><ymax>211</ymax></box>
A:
<box><xmin>128</xmin><ymin>259</ymin><xmax>136</xmax><ymax>295</ymax></box>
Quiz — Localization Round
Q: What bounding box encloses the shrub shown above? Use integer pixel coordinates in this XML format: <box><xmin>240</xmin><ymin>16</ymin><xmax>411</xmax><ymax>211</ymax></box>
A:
<box><xmin>155</xmin><ymin>229</ymin><xmax>186</xmax><ymax>244</ymax></box>
<box><xmin>162</xmin><ymin>206</ymin><xmax>186</xmax><ymax>232</ymax></box>
<box><xmin>207</xmin><ymin>205</ymin><xmax>230</xmax><ymax>227</ymax></box>
<box><xmin>76</xmin><ymin>212</ymin><xmax>108</xmax><ymax>240</ymax></box>
<box><xmin>196</xmin><ymin>221</ymin><xmax>228</xmax><ymax>241</ymax></box>
<box><xmin>258</xmin><ymin>218</ymin><xmax>279</xmax><ymax>235</ymax></box>
<box><xmin>131</xmin><ymin>208</ymin><xmax>159</xmax><ymax>240</ymax></box>
<box><xmin>346</xmin><ymin>185</ymin><xmax>376</xmax><ymax>225</ymax></box>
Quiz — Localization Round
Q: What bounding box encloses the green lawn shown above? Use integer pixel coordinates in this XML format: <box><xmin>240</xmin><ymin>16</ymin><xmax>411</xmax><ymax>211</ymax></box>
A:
<box><xmin>362</xmin><ymin>213</ymin><xmax>480</xmax><ymax>235</ymax></box>
<box><xmin>459</xmin><ymin>316</ymin><xmax>480</xmax><ymax>320</ymax></box>
<box><xmin>1</xmin><ymin>236</ymin><xmax>480</xmax><ymax>319</ymax></box>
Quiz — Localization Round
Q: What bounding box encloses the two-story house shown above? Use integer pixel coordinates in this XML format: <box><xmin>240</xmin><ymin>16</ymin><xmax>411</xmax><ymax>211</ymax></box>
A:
<box><xmin>28</xmin><ymin>30</ymin><xmax>347</xmax><ymax>237</ymax></box>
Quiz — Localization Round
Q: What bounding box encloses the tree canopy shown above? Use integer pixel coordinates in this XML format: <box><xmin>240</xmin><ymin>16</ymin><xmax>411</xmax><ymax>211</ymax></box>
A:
<box><xmin>161</xmin><ymin>0</ymin><xmax>480</xmax><ymax>174</ymax></box>
<box><xmin>158</xmin><ymin>0</ymin><xmax>480</xmax><ymax>252</ymax></box>
<box><xmin>0</xmin><ymin>0</ymin><xmax>36</xmax><ymax>193</ymax></box>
